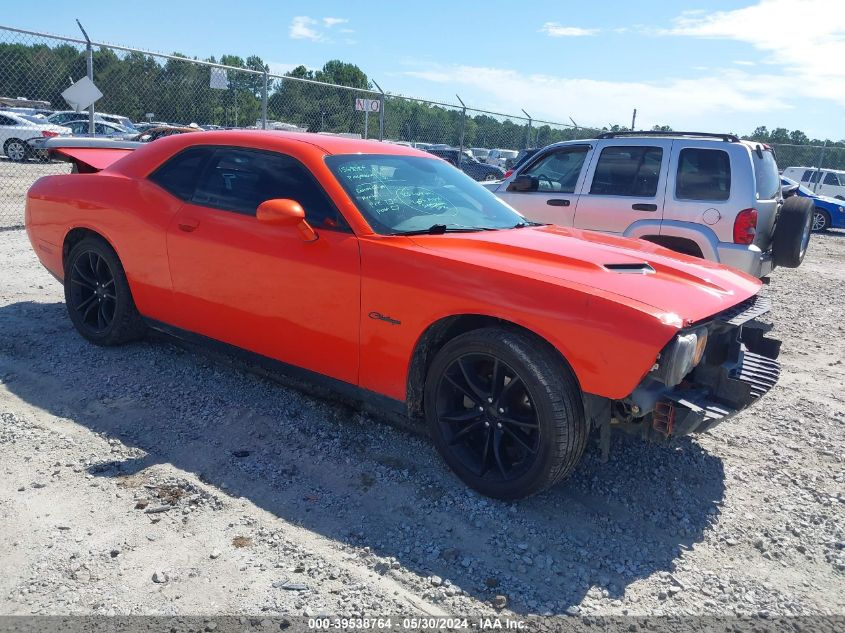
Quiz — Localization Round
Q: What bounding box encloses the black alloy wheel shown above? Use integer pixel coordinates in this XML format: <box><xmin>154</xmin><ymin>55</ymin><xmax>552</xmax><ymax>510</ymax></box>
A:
<box><xmin>434</xmin><ymin>353</ymin><xmax>540</xmax><ymax>481</ymax></box>
<box><xmin>425</xmin><ymin>327</ymin><xmax>587</xmax><ymax>499</ymax></box>
<box><xmin>64</xmin><ymin>236</ymin><xmax>146</xmax><ymax>345</ymax></box>
<box><xmin>69</xmin><ymin>250</ymin><xmax>117</xmax><ymax>335</ymax></box>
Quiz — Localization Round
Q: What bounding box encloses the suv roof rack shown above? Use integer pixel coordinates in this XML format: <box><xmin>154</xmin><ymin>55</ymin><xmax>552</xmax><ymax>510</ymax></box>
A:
<box><xmin>596</xmin><ymin>130</ymin><xmax>740</xmax><ymax>142</ymax></box>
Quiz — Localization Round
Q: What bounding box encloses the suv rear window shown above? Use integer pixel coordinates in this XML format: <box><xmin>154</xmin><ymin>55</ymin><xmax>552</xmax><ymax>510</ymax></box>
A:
<box><xmin>589</xmin><ymin>146</ymin><xmax>663</xmax><ymax>197</ymax></box>
<box><xmin>675</xmin><ymin>148</ymin><xmax>731</xmax><ymax>201</ymax></box>
<box><xmin>753</xmin><ymin>148</ymin><xmax>780</xmax><ymax>200</ymax></box>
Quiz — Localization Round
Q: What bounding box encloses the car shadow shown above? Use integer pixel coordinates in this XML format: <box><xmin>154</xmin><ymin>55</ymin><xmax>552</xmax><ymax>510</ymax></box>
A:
<box><xmin>0</xmin><ymin>300</ymin><xmax>726</xmax><ymax>615</ymax></box>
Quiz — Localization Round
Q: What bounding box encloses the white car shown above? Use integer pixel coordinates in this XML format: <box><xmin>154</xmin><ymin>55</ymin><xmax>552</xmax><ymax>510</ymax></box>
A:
<box><xmin>781</xmin><ymin>166</ymin><xmax>845</xmax><ymax>200</ymax></box>
<box><xmin>0</xmin><ymin>111</ymin><xmax>70</xmax><ymax>161</ymax></box>
<box><xmin>47</xmin><ymin>110</ymin><xmax>139</xmax><ymax>134</ymax></box>
<box><xmin>486</xmin><ymin>148</ymin><xmax>518</xmax><ymax>168</ymax></box>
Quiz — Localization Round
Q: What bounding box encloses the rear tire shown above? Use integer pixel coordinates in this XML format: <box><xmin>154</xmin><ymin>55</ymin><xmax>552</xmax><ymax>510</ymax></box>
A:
<box><xmin>4</xmin><ymin>138</ymin><xmax>28</xmax><ymax>162</ymax></box>
<box><xmin>424</xmin><ymin>327</ymin><xmax>587</xmax><ymax>500</ymax></box>
<box><xmin>812</xmin><ymin>208</ymin><xmax>831</xmax><ymax>232</ymax></box>
<box><xmin>772</xmin><ymin>196</ymin><xmax>813</xmax><ymax>268</ymax></box>
<box><xmin>64</xmin><ymin>236</ymin><xmax>146</xmax><ymax>346</ymax></box>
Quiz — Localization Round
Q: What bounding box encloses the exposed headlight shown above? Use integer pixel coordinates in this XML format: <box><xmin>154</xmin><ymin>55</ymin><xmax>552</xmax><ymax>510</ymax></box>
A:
<box><xmin>661</xmin><ymin>327</ymin><xmax>709</xmax><ymax>387</ymax></box>
<box><xmin>838</xmin><ymin>206</ymin><xmax>844</xmax><ymax>213</ymax></box>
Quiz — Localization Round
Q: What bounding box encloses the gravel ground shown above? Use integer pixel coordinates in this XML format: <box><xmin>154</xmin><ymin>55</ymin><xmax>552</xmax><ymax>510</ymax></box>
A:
<box><xmin>0</xmin><ymin>226</ymin><xmax>843</xmax><ymax>620</ymax></box>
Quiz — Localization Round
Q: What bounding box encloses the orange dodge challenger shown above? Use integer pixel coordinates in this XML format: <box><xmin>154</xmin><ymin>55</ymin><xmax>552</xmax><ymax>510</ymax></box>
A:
<box><xmin>25</xmin><ymin>131</ymin><xmax>781</xmax><ymax>499</ymax></box>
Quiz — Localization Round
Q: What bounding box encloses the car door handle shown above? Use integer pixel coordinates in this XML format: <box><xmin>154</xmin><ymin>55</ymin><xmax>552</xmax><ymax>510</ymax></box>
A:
<box><xmin>178</xmin><ymin>218</ymin><xmax>200</xmax><ymax>232</ymax></box>
<box><xmin>632</xmin><ymin>203</ymin><xmax>658</xmax><ymax>211</ymax></box>
<box><xmin>547</xmin><ymin>199</ymin><xmax>571</xmax><ymax>207</ymax></box>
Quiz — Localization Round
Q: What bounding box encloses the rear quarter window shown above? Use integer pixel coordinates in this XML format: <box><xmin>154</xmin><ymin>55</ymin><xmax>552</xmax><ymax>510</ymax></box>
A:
<box><xmin>753</xmin><ymin>148</ymin><xmax>780</xmax><ymax>200</ymax></box>
<box><xmin>675</xmin><ymin>148</ymin><xmax>731</xmax><ymax>201</ymax></box>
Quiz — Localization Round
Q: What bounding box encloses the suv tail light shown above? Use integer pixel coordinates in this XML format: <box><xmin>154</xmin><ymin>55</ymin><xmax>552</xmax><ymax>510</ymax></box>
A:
<box><xmin>733</xmin><ymin>208</ymin><xmax>757</xmax><ymax>244</ymax></box>
<box><xmin>41</xmin><ymin>130</ymin><xmax>59</xmax><ymax>138</ymax></box>
<box><xmin>503</xmin><ymin>169</ymin><xmax>514</xmax><ymax>179</ymax></box>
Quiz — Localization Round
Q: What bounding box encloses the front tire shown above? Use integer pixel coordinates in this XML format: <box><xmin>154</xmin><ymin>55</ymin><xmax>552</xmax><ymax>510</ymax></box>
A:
<box><xmin>812</xmin><ymin>208</ymin><xmax>831</xmax><ymax>232</ymax></box>
<box><xmin>64</xmin><ymin>236</ymin><xmax>146</xmax><ymax>345</ymax></box>
<box><xmin>424</xmin><ymin>327</ymin><xmax>587</xmax><ymax>500</ymax></box>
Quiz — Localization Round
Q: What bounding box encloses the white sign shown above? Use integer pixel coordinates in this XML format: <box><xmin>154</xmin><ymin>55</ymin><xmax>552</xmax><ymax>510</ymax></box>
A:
<box><xmin>210</xmin><ymin>67</ymin><xmax>229</xmax><ymax>90</ymax></box>
<box><xmin>61</xmin><ymin>76</ymin><xmax>103</xmax><ymax>112</ymax></box>
<box><xmin>355</xmin><ymin>98</ymin><xmax>380</xmax><ymax>113</ymax></box>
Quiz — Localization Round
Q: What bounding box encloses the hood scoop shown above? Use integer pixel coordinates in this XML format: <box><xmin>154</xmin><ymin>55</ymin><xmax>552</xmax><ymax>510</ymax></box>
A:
<box><xmin>603</xmin><ymin>262</ymin><xmax>655</xmax><ymax>274</ymax></box>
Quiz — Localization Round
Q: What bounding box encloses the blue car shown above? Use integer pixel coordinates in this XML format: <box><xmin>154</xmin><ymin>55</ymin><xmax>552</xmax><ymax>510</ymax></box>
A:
<box><xmin>781</xmin><ymin>176</ymin><xmax>845</xmax><ymax>232</ymax></box>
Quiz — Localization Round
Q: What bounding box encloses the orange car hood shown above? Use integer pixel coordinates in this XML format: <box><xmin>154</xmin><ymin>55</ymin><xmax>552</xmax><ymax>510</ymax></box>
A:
<box><xmin>410</xmin><ymin>225</ymin><xmax>762</xmax><ymax>325</ymax></box>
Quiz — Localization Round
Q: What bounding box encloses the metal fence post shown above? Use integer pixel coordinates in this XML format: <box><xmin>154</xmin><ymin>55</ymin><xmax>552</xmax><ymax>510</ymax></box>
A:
<box><xmin>76</xmin><ymin>20</ymin><xmax>94</xmax><ymax>134</ymax></box>
<box><xmin>813</xmin><ymin>141</ymin><xmax>828</xmax><ymax>193</ymax></box>
<box><xmin>522</xmin><ymin>109</ymin><xmax>532</xmax><ymax>149</ymax></box>
<box><xmin>456</xmin><ymin>95</ymin><xmax>467</xmax><ymax>168</ymax></box>
<box><xmin>373</xmin><ymin>80</ymin><xmax>385</xmax><ymax>141</ymax></box>
<box><xmin>261</xmin><ymin>70</ymin><xmax>268</xmax><ymax>130</ymax></box>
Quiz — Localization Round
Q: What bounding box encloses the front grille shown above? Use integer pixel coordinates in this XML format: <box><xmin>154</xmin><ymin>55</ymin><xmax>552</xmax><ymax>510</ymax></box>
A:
<box><xmin>713</xmin><ymin>293</ymin><xmax>772</xmax><ymax>326</ymax></box>
<box><xmin>730</xmin><ymin>349</ymin><xmax>781</xmax><ymax>399</ymax></box>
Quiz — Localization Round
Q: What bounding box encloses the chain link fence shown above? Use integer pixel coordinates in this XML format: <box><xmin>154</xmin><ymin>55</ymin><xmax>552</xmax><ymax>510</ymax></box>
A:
<box><xmin>1</xmin><ymin>23</ymin><xmax>842</xmax><ymax>230</ymax></box>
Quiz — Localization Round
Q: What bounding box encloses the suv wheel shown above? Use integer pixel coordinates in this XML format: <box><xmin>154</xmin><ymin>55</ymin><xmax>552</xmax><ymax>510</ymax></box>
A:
<box><xmin>772</xmin><ymin>196</ymin><xmax>813</xmax><ymax>268</ymax></box>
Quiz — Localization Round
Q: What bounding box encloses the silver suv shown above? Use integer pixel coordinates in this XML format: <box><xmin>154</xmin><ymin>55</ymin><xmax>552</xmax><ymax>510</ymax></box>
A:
<box><xmin>486</xmin><ymin>131</ymin><xmax>813</xmax><ymax>277</ymax></box>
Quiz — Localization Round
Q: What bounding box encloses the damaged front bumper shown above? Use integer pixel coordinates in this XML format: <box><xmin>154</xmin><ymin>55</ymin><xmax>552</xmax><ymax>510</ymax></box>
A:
<box><xmin>624</xmin><ymin>293</ymin><xmax>781</xmax><ymax>439</ymax></box>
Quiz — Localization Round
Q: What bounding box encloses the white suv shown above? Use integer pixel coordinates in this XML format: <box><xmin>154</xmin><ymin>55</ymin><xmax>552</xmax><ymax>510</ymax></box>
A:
<box><xmin>486</xmin><ymin>131</ymin><xmax>813</xmax><ymax>277</ymax></box>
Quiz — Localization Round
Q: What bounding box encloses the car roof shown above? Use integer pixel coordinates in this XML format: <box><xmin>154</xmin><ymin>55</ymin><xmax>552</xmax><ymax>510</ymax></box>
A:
<box><xmin>174</xmin><ymin>130</ymin><xmax>431</xmax><ymax>157</ymax></box>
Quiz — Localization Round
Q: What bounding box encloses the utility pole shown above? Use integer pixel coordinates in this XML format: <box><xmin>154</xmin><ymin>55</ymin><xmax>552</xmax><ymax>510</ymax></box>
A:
<box><xmin>75</xmin><ymin>19</ymin><xmax>94</xmax><ymax>134</ymax></box>
<box><xmin>631</xmin><ymin>108</ymin><xmax>637</xmax><ymax>131</ymax></box>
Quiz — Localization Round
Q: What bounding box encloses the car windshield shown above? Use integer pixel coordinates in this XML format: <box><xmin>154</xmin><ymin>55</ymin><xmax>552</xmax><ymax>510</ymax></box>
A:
<box><xmin>326</xmin><ymin>154</ymin><xmax>527</xmax><ymax>235</ymax></box>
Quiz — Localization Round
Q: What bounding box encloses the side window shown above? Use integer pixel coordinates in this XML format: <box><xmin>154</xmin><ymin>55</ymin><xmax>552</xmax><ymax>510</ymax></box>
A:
<box><xmin>192</xmin><ymin>147</ymin><xmax>343</xmax><ymax>228</ymax></box>
<box><xmin>589</xmin><ymin>145</ymin><xmax>663</xmax><ymax>197</ymax></box>
<box><xmin>801</xmin><ymin>169</ymin><xmax>813</xmax><ymax>182</ymax></box>
<box><xmin>824</xmin><ymin>172</ymin><xmax>841</xmax><ymax>186</ymax></box>
<box><xmin>0</xmin><ymin>115</ymin><xmax>14</xmax><ymax>126</ymax></box>
<box><xmin>522</xmin><ymin>146</ymin><xmax>589</xmax><ymax>193</ymax></box>
<box><xmin>148</xmin><ymin>147</ymin><xmax>215</xmax><ymax>201</ymax></box>
<box><xmin>675</xmin><ymin>148</ymin><xmax>731</xmax><ymax>201</ymax></box>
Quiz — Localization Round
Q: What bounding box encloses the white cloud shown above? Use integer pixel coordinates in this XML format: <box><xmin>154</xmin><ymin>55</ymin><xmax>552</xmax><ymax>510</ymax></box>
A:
<box><xmin>289</xmin><ymin>16</ymin><xmax>353</xmax><ymax>42</ymax></box>
<box><xmin>289</xmin><ymin>16</ymin><xmax>322</xmax><ymax>41</ymax></box>
<box><xmin>540</xmin><ymin>22</ymin><xmax>598</xmax><ymax>37</ymax></box>
<box><xmin>733</xmin><ymin>60</ymin><xmax>756</xmax><ymax>66</ymax></box>
<box><xmin>403</xmin><ymin>64</ymin><xmax>791</xmax><ymax>130</ymax></box>
<box><xmin>665</xmin><ymin>0</ymin><xmax>845</xmax><ymax>105</ymax></box>
<box><xmin>322</xmin><ymin>17</ymin><xmax>348</xmax><ymax>28</ymax></box>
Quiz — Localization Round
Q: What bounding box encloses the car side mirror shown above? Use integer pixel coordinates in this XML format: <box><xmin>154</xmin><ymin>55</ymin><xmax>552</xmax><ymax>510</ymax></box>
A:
<box><xmin>507</xmin><ymin>174</ymin><xmax>539</xmax><ymax>192</ymax></box>
<box><xmin>257</xmin><ymin>198</ymin><xmax>318</xmax><ymax>242</ymax></box>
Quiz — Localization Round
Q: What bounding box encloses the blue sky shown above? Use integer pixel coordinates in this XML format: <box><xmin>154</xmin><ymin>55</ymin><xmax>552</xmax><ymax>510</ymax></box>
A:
<box><xmin>9</xmin><ymin>0</ymin><xmax>843</xmax><ymax>139</ymax></box>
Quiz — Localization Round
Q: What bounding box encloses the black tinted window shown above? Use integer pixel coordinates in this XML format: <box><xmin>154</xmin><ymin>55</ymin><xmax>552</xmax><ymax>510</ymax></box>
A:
<box><xmin>149</xmin><ymin>147</ymin><xmax>215</xmax><ymax>201</ymax></box>
<box><xmin>590</xmin><ymin>146</ymin><xmax>663</xmax><ymax>197</ymax></box>
<box><xmin>192</xmin><ymin>148</ymin><xmax>341</xmax><ymax>227</ymax></box>
<box><xmin>753</xmin><ymin>149</ymin><xmax>780</xmax><ymax>200</ymax></box>
<box><xmin>824</xmin><ymin>172</ymin><xmax>841</xmax><ymax>186</ymax></box>
<box><xmin>676</xmin><ymin>148</ymin><xmax>731</xmax><ymax>201</ymax></box>
<box><xmin>0</xmin><ymin>115</ymin><xmax>15</xmax><ymax>125</ymax></box>
<box><xmin>523</xmin><ymin>146</ymin><xmax>588</xmax><ymax>193</ymax></box>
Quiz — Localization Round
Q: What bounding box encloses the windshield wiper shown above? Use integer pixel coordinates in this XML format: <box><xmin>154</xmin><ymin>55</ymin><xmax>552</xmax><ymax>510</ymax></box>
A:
<box><xmin>390</xmin><ymin>224</ymin><xmax>497</xmax><ymax>236</ymax></box>
<box><xmin>512</xmin><ymin>220</ymin><xmax>544</xmax><ymax>228</ymax></box>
